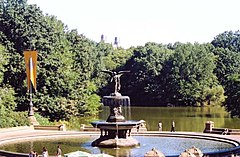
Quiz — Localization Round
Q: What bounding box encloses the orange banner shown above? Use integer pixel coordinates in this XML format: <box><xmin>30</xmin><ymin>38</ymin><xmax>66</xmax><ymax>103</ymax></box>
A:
<box><xmin>24</xmin><ymin>50</ymin><xmax>37</xmax><ymax>91</ymax></box>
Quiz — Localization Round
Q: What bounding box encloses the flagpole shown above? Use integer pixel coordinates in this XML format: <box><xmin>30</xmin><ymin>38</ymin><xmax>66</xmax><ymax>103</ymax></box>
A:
<box><xmin>28</xmin><ymin>57</ymin><xmax>34</xmax><ymax>116</ymax></box>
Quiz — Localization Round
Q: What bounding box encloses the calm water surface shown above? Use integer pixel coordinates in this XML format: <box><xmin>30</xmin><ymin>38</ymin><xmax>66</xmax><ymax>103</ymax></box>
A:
<box><xmin>0</xmin><ymin>136</ymin><xmax>234</xmax><ymax>157</ymax></box>
<box><xmin>99</xmin><ymin>106</ymin><xmax>240</xmax><ymax>132</ymax></box>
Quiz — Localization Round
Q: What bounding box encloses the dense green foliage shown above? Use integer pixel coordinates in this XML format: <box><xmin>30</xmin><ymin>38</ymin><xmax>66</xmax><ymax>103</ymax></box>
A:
<box><xmin>0</xmin><ymin>0</ymin><xmax>104</xmax><ymax>121</ymax></box>
<box><xmin>161</xmin><ymin>43</ymin><xmax>224</xmax><ymax>106</ymax></box>
<box><xmin>212</xmin><ymin>30</ymin><xmax>240</xmax><ymax>52</ymax></box>
<box><xmin>0</xmin><ymin>0</ymin><xmax>132</xmax><ymax>122</ymax></box>
<box><xmin>223</xmin><ymin>74</ymin><xmax>240</xmax><ymax>117</ymax></box>
<box><xmin>0</xmin><ymin>44</ymin><xmax>30</xmax><ymax>127</ymax></box>
<box><xmin>123</xmin><ymin>43</ymin><xmax>225</xmax><ymax>106</ymax></box>
<box><xmin>0</xmin><ymin>0</ymin><xmax>239</xmax><ymax>125</ymax></box>
<box><xmin>123</xmin><ymin>42</ymin><xmax>173</xmax><ymax>104</ymax></box>
<box><xmin>212</xmin><ymin>31</ymin><xmax>240</xmax><ymax>117</ymax></box>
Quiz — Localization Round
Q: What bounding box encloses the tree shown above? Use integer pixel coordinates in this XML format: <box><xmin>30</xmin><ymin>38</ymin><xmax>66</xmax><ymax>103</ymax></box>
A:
<box><xmin>0</xmin><ymin>44</ymin><xmax>16</xmax><ymax>111</ymax></box>
<box><xmin>161</xmin><ymin>43</ymin><xmax>224</xmax><ymax>106</ymax></box>
<box><xmin>0</xmin><ymin>0</ymin><xmax>49</xmax><ymax>110</ymax></box>
<box><xmin>123</xmin><ymin>42</ymin><xmax>173</xmax><ymax>104</ymax></box>
<box><xmin>212</xmin><ymin>47</ymin><xmax>240</xmax><ymax>86</ymax></box>
<box><xmin>0</xmin><ymin>44</ymin><xmax>29</xmax><ymax>128</ymax></box>
<box><xmin>0</xmin><ymin>0</ymin><xmax>102</xmax><ymax>120</ymax></box>
<box><xmin>212</xmin><ymin>30</ymin><xmax>240</xmax><ymax>53</ymax></box>
<box><xmin>66</xmin><ymin>30</ymin><xmax>102</xmax><ymax>117</ymax></box>
<box><xmin>211</xmin><ymin>31</ymin><xmax>240</xmax><ymax>117</ymax></box>
<box><xmin>224</xmin><ymin>74</ymin><xmax>240</xmax><ymax>117</ymax></box>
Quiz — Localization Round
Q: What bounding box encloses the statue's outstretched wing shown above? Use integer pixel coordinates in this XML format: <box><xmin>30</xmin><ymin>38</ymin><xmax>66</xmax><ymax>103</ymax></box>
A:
<box><xmin>117</xmin><ymin>70</ymin><xmax>130</xmax><ymax>74</ymax></box>
<box><xmin>101</xmin><ymin>70</ymin><xmax>114</xmax><ymax>76</ymax></box>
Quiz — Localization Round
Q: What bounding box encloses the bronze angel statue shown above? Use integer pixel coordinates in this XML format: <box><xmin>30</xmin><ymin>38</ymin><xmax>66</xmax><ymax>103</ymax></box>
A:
<box><xmin>102</xmin><ymin>70</ymin><xmax>130</xmax><ymax>94</ymax></box>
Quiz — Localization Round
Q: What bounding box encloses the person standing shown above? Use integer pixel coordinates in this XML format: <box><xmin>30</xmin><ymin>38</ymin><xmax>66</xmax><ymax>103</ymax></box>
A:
<box><xmin>158</xmin><ymin>121</ymin><xmax>162</xmax><ymax>131</ymax></box>
<box><xmin>42</xmin><ymin>147</ymin><xmax>49</xmax><ymax>157</ymax></box>
<box><xmin>33</xmin><ymin>151</ymin><xmax>38</xmax><ymax>157</ymax></box>
<box><xmin>56</xmin><ymin>145</ymin><xmax>62</xmax><ymax>157</ymax></box>
<box><xmin>171</xmin><ymin>121</ymin><xmax>175</xmax><ymax>132</ymax></box>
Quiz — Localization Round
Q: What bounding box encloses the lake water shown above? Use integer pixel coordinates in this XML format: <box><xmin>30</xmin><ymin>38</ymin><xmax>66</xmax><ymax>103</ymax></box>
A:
<box><xmin>98</xmin><ymin>106</ymin><xmax>240</xmax><ymax>132</ymax></box>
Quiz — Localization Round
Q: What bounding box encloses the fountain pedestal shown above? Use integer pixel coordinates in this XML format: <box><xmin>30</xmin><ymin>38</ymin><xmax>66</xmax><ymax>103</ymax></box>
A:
<box><xmin>91</xmin><ymin>92</ymin><xmax>141</xmax><ymax>147</ymax></box>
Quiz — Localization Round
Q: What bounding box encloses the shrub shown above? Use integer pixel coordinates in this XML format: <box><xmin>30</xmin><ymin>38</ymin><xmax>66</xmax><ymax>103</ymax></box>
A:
<box><xmin>34</xmin><ymin>112</ymin><xmax>54</xmax><ymax>125</ymax></box>
<box><xmin>0</xmin><ymin>111</ymin><xmax>30</xmax><ymax>128</ymax></box>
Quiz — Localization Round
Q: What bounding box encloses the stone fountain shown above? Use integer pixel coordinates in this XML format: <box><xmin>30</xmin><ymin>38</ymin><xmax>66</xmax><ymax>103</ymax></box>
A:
<box><xmin>91</xmin><ymin>70</ymin><xmax>142</xmax><ymax>148</ymax></box>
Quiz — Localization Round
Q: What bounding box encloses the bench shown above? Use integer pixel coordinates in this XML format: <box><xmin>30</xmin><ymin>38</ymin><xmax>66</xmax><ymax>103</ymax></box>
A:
<box><xmin>204</xmin><ymin>121</ymin><xmax>240</xmax><ymax>135</ymax></box>
<box><xmin>204</xmin><ymin>128</ymin><xmax>240</xmax><ymax>135</ymax></box>
<box><xmin>228</xmin><ymin>129</ymin><xmax>240</xmax><ymax>135</ymax></box>
<box><xmin>34</xmin><ymin>124</ymin><xmax>66</xmax><ymax>131</ymax></box>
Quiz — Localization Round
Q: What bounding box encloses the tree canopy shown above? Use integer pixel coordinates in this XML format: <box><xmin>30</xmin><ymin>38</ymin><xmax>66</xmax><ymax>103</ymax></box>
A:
<box><xmin>0</xmin><ymin>0</ymin><xmax>240</xmax><ymax>123</ymax></box>
<box><xmin>212</xmin><ymin>31</ymin><xmax>240</xmax><ymax>117</ymax></box>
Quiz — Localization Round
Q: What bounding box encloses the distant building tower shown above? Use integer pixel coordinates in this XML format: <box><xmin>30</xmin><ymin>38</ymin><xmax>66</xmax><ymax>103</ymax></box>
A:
<box><xmin>113</xmin><ymin>37</ymin><xmax>119</xmax><ymax>48</ymax></box>
<box><xmin>101</xmin><ymin>34</ymin><xmax>105</xmax><ymax>42</ymax></box>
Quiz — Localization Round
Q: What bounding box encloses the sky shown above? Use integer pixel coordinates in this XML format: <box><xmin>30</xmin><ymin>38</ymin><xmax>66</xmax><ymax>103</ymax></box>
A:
<box><xmin>27</xmin><ymin>0</ymin><xmax>240</xmax><ymax>48</ymax></box>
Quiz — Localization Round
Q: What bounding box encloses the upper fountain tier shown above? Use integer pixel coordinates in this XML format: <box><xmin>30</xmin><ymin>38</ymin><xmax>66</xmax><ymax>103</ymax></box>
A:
<box><xmin>102</xmin><ymin>95</ymin><xmax>130</xmax><ymax>106</ymax></box>
<box><xmin>102</xmin><ymin>94</ymin><xmax>130</xmax><ymax>122</ymax></box>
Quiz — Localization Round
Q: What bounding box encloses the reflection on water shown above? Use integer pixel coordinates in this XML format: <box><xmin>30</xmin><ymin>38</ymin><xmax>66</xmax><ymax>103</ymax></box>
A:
<box><xmin>99</xmin><ymin>106</ymin><xmax>240</xmax><ymax>132</ymax></box>
<box><xmin>0</xmin><ymin>136</ymin><xmax>234</xmax><ymax>157</ymax></box>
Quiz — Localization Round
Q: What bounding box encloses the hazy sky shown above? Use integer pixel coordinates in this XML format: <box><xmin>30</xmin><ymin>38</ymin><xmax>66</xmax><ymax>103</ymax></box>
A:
<box><xmin>28</xmin><ymin>0</ymin><xmax>240</xmax><ymax>48</ymax></box>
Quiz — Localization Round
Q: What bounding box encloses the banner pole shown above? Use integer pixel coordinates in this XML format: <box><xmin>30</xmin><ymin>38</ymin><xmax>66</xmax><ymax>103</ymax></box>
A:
<box><xmin>28</xmin><ymin>57</ymin><xmax>34</xmax><ymax>116</ymax></box>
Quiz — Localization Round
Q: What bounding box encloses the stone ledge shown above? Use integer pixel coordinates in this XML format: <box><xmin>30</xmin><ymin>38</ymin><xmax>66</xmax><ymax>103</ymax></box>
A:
<box><xmin>80</xmin><ymin>125</ymin><xmax>100</xmax><ymax>131</ymax></box>
<box><xmin>34</xmin><ymin>124</ymin><xmax>66</xmax><ymax>131</ymax></box>
<box><xmin>204</xmin><ymin>128</ymin><xmax>240</xmax><ymax>135</ymax></box>
<box><xmin>0</xmin><ymin>150</ymin><xmax>28</xmax><ymax>157</ymax></box>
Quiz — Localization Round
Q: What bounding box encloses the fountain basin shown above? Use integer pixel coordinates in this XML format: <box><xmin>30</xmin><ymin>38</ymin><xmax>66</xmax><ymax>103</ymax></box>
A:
<box><xmin>0</xmin><ymin>131</ymin><xmax>239</xmax><ymax>157</ymax></box>
<box><xmin>91</xmin><ymin>120</ymin><xmax>142</xmax><ymax>147</ymax></box>
<box><xmin>102</xmin><ymin>95</ymin><xmax>130</xmax><ymax>106</ymax></box>
<box><xmin>91</xmin><ymin>120</ymin><xmax>141</xmax><ymax>130</ymax></box>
